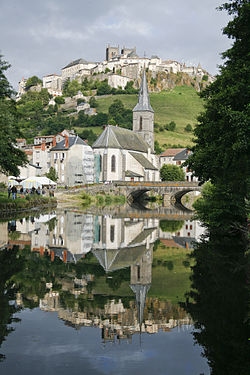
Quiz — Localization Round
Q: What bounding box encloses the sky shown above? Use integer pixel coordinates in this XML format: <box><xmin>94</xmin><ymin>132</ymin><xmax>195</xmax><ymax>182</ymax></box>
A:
<box><xmin>0</xmin><ymin>0</ymin><xmax>232</xmax><ymax>90</ymax></box>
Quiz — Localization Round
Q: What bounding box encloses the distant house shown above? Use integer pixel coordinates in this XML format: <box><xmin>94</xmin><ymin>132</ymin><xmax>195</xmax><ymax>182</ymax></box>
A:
<box><xmin>50</xmin><ymin>134</ymin><xmax>95</xmax><ymax>186</ymax></box>
<box><xmin>159</xmin><ymin>148</ymin><xmax>198</xmax><ymax>182</ymax></box>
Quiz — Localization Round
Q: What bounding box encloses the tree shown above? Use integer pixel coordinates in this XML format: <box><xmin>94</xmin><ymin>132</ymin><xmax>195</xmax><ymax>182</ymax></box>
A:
<box><xmin>185</xmin><ymin>0</ymin><xmax>249</xmax><ymax>205</ymax></box>
<box><xmin>89</xmin><ymin>96</ymin><xmax>98</xmax><ymax>108</ymax></box>
<box><xmin>160</xmin><ymin>164</ymin><xmax>185</xmax><ymax>181</ymax></box>
<box><xmin>154</xmin><ymin>140</ymin><xmax>163</xmax><ymax>155</ymax></box>
<box><xmin>96</xmin><ymin>80</ymin><xmax>112</xmax><ymax>95</ymax></box>
<box><xmin>160</xmin><ymin>220</ymin><xmax>184</xmax><ymax>232</ymax></box>
<box><xmin>45</xmin><ymin>167</ymin><xmax>58</xmax><ymax>182</ymax></box>
<box><xmin>184</xmin><ymin>124</ymin><xmax>193</xmax><ymax>132</ymax></box>
<box><xmin>25</xmin><ymin>76</ymin><xmax>42</xmax><ymax>90</ymax></box>
<box><xmin>54</xmin><ymin>96</ymin><xmax>65</xmax><ymax>105</ymax></box>
<box><xmin>0</xmin><ymin>55</ymin><xmax>27</xmax><ymax>176</ymax></box>
<box><xmin>165</xmin><ymin>121</ymin><xmax>176</xmax><ymax>131</ymax></box>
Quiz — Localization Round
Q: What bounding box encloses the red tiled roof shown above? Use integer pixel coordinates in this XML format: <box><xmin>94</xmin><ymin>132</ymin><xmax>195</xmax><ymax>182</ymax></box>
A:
<box><xmin>16</xmin><ymin>138</ymin><xmax>25</xmax><ymax>142</ymax></box>
<box><xmin>160</xmin><ymin>148</ymin><xmax>185</xmax><ymax>157</ymax></box>
<box><xmin>24</xmin><ymin>150</ymin><xmax>33</xmax><ymax>155</ymax></box>
<box><xmin>160</xmin><ymin>239</ymin><xmax>182</xmax><ymax>248</ymax></box>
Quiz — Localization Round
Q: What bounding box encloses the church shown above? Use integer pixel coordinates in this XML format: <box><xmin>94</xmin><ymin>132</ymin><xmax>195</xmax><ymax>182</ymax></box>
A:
<box><xmin>92</xmin><ymin>70</ymin><xmax>160</xmax><ymax>182</ymax></box>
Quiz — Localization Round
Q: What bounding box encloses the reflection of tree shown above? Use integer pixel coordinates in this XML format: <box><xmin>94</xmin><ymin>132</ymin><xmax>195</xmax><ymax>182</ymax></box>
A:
<box><xmin>183</xmin><ymin>187</ymin><xmax>249</xmax><ymax>374</ymax></box>
<box><xmin>105</xmin><ymin>268</ymin><xmax>130</xmax><ymax>291</ymax></box>
<box><xmin>0</xmin><ymin>247</ymin><xmax>24</xmax><ymax>362</ymax></box>
<box><xmin>159</xmin><ymin>220</ymin><xmax>184</xmax><ymax>232</ymax></box>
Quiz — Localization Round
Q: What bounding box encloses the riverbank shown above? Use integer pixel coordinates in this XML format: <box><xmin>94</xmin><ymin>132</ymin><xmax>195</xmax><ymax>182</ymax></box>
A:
<box><xmin>0</xmin><ymin>192</ymin><xmax>57</xmax><ymax>215</ymax></box>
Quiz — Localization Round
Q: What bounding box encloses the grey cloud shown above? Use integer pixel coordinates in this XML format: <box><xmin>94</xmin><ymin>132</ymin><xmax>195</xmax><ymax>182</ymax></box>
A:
<box><xmin>0</xmin><ymin>0</ymin><xmax>231</xmax><ymax>89</ymax></box>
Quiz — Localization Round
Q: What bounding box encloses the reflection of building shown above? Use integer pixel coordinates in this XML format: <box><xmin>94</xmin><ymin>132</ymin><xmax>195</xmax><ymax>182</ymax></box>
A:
<box><xmin>49</xmin><ymin>211</ymin><xmax>94</xmax><ymax>262</ymax></box>
<box><xmin>92</xmin><ymin>216</ymin><xmax>157</xmax><ymax>330</ymax></box>
<box><xmin>159</xmin><ymin>219</ymin><xmax>204</xmax><ymax>249</ymax></box>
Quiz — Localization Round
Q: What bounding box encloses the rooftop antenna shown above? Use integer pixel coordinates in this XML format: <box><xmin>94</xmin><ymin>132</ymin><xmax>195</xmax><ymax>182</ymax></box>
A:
<box><xmin>144</xmin><ymin>51</ymin><xmax>146</xmax><ymax>58</ymax></box>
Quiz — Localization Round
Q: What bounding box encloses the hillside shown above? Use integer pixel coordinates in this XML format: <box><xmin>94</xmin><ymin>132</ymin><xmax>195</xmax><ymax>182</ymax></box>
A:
<box><xmin>95</xmin><ymin>85</ymin><xmax>204</xmax><ymax>147</ymax></box>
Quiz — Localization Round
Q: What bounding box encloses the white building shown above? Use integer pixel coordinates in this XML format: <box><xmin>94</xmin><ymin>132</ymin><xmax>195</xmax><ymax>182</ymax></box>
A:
<box><xmin>50</xmin><ymin>134</ymin><xmax>95</xmax><ymax>186</ymax></box>
<box><xmin>93</xmin><ymin>70</ymin><xmax>159</xmax><ymax>182</ymax></box>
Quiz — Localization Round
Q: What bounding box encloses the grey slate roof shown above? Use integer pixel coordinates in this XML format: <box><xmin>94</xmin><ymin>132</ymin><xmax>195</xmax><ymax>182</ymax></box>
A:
<box><xmin>125</xmin><ymin>170</ymin><xmax>144</xmax><ymax>178</ymax></box>
<box><xmin>92</xmin><ymin>245</ymin><xmax>147</xmax><ymax>272</ymax></box>
<box><xmin>51</xmin><ymin>135</ymin><xmax>87</xmax><ymax>151</ymax></box>
<box><xmin>92</xmin><ymin>125</ymin><xmax>150</xmax><ymax>152</ymax></box>
<box><xmin>129</xmin><ymin>152</ymin><xmax>158</xmax><ymax>170</ymax></box>
<box><xmin>173</xmin><ymin>148</ymin><xmax>192</xmax><ymax>161</ymax></box>
<box><xmin>62</xmin><ymin>58</ymin><xmax>88</xmax><ymax>69</ymax></box>
<box><xmin>133</xmin><ymin>70</ymin><xmax>154</xmax><ymax>113</ymax></box>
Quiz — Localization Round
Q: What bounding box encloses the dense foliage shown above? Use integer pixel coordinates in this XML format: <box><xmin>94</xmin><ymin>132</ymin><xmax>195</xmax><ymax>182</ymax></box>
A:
<box><xmin>0</xmin><ymin>55</ymin><xmax>27</xmax><ymax>176</ymax></box>
<box><xmin>160</xmin><ymin>164</ymin><xmax>185</xmax><ymax>181</ymax></box>
<box><xmin>186</xmin><ymin>0</ymin><xmax>249</xmax><ymax>208</ymax></box>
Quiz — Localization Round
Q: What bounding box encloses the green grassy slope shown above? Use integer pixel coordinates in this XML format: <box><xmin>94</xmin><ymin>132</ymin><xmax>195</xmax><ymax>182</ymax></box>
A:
<box><xmin>95</xmin><ymin>86</ymin><xmax>204</xmax><ymax>147</ymax></box>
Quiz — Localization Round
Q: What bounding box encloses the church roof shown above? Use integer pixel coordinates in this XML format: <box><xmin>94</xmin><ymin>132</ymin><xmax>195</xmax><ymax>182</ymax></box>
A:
<box><xmin>130</xmin><ymin>284</ymin><xmax>151</xmax><ymax>326</ymax></box>
<box><xmin>92</xmin><ymin>245</ymin><xmax>147</xmax><ymax>272</ymax></box>
<box><xmin>133</xmin><ymin>70</ymin><xmax>154</xmax><ymax>113</ymax></box>
<box><xmin>62</xmin><ymin>58</ymin><xmax>88</xmax><ymax>69</ymax></box>
<box><xmin>92</xmin><ymin>125</ymin><xmax>150</xmax><ymax>152</ymax></box>
<box><xmin>129</xmin><ymin>152</ymin><xmax>158</xmax><ymax>170</ymax></box>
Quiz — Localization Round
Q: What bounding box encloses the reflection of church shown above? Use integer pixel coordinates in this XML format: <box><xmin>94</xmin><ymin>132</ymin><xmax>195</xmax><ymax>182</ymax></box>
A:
<box><xmin>92</xmin><ymin>216</ymin><xmax>158</xmax><ymax>327</ymax></box>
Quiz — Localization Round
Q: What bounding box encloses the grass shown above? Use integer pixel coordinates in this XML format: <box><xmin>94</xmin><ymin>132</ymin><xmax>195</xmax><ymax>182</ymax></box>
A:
<box><xmin>94</xmin><ymin>86</ymin><xmax>204</xmax><ymax>147</ymax></box>
<box><xmin>148</xmin><ymin>243</ymin><xmax>193</xmax><ymax>303</ymax></box>
<box><xmin>0</xmin><ymin>192</ymin><xmax>56</xmax><ymax>212</ymax></box>
<box><xmin>80</xmin><ymin>192</ymin><xmax>126</xmax><ymax>208</ymax></box>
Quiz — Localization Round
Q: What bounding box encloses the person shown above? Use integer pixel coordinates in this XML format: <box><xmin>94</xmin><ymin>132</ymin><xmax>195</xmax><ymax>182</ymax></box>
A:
<box><xmin>11</xmin><ymin>185</ymin><xmax>17</xmax><ymax>200</ymax></box>
<box><xmin>20</xmin><ymin>187</ymin><xmax>24</xmax><ymax>194</ymax></box>
<box><xmin>31</xmin><ymin>186</ymin><xmax>36</xmax><ymax>195</ymax></box>
<box><xmin>8</xmin><ymin>185</ymin><xmax>11</xmax><ymax>199</ymax></box>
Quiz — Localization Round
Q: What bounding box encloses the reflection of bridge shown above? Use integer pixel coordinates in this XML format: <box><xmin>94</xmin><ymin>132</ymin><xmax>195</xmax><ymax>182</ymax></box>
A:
<box><xmin>113</xmin><ymin>181</ymin><xmax>201</xmax><ymax>203</ymax></box>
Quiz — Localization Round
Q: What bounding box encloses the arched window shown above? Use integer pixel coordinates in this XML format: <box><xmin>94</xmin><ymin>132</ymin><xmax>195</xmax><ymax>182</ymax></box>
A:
<box><xmin>99</xmin><ymin>155</ymin><xmax>102</xmax><ymax>172</ymax></box>
<box><xmin>139</xmin><ymin>116</ymin><xmax>143</xmax><ymax>130</ymax></box>
<box><xmin>110</xmin><ymin>225</ymin><xmax>115</xmax><ymax>242</ymax></box>
<box><xmin>111</xmin><ymin>155</ymin><xmax>116</xmax><ymax>172</ymax></box>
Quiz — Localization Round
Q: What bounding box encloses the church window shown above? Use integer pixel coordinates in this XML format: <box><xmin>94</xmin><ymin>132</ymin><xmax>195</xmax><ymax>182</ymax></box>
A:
<box><xmin>137</xmin><ymin>265</ymin><xmax>141</xmax><ymax>281</ymax></box>
<box><xmin>111</xmin><ymin>155</ymin><xmax>116</xmax><ymax>172</ymax></box>
<box><xmin>99</xmin><ymin>155</ymin><xmax>102</xmax><ymax>172</ymax></box>
<box><xmin>139</xmin><ymin>116</ymin><xmax>143</xmax><ymax>130</ymax></box>
<box><xmin>110</xmin><ymin>225</ymin><xmax>115</xmax><ymax>242</ymax></box>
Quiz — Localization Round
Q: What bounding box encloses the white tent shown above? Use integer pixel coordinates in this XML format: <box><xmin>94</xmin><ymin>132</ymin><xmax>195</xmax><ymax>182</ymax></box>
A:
<box><xmin>8</xmin><ymin>176</ymin><xmax>19</xmax><ymax>187</ymax></box>
<box><xmin>20</xmin><ymin>177</ymin><xmax>57</xmax><ymax>189</ymax></box>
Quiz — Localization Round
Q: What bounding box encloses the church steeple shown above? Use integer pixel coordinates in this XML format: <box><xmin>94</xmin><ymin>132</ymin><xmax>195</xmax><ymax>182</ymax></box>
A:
<box><xmin>133</xmin><ymin>70</ymin><xmax>155</xmax><ymax>151</ymax></box>
<box><xmin>133</xmin><ymin>70</ymin><xmax>154</xmax><ymax>113</ymax></box>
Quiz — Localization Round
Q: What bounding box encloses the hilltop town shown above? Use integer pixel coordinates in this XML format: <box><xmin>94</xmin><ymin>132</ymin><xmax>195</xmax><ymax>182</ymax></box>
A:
<box><xmin>17</xmin><ymin>44</ymin><xmax>214</xmax><ymax>99</ymax></box>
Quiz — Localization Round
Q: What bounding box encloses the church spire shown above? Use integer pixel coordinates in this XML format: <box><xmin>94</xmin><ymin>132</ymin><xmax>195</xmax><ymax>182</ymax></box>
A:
<box><xmin>133</xmin><ymin>70</ymin><xmax>154</xmax><ymax>113</ymax></box>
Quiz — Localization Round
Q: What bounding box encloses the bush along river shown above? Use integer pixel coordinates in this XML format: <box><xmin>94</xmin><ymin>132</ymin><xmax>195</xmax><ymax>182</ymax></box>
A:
<box><xmin>0</xmin><ymin>196</ymin><xmax>248</xmax><ymax>374</ymax></box>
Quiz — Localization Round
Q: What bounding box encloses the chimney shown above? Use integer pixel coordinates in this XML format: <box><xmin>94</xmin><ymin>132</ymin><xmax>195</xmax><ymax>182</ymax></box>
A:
<box><xmin>65</xmin><ymin>135</ymin><xmax>69</xmax><ymax>148</ymax></box>
<box><xmin>41</xmin><ymin>142</ymin><xmax>45</xmax><ymax>151</ymax></box>
<box><xmin>53</xmin><ymin>136</ymin><xmax>56</xmax><ymax>147</ymax></box>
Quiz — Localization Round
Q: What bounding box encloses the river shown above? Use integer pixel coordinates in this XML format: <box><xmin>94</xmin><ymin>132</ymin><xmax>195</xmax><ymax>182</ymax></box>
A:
<box><xmin>0</xmin><ymin>200</ymin><xmax>248</xmax><ymax>374</ymax></box>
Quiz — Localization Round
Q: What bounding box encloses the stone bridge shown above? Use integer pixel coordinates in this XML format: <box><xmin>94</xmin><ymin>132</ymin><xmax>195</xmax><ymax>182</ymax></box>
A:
<box><xmin>112</xmin><ymin>181</ymin><xmax>202</xmax><ymax>204</ymax></box>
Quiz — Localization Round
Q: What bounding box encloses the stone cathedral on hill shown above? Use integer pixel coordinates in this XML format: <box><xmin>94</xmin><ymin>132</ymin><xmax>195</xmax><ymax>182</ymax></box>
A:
<box><xmin>93</xmin><ymin>71</ymin><xmax>160</xmax><ymax>182</ymax></box>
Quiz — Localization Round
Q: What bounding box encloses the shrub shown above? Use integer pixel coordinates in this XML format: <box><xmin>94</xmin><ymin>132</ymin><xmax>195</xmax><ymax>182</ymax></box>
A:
<box><xmin>77</xmin><ymin>98</ymin><xmax>85</xmax><ymax>105</ymax></box>
<box><xmin>185</xmin><ymin>124</ymin><xmax>193</xmax><ymax>132</ymax></box>
<box><xmin>165</xmin><ymin>121</ymin><xmax>176</xmax><ymax>131</ymax></box>
<box><xmin>160</xmin><ymin>164</ymin><xmax>185</xmax><ymax>181</ymax></box>
<box><xmin>55</xmin><ymin>96</ymin><xmax>65</xmax><ymax>105</ymax></box>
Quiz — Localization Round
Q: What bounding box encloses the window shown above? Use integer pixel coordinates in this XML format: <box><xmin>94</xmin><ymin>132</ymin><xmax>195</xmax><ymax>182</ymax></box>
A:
<box><xmin>110</xmin><ymin>225</ymin><xmax>115</xmax><ymax>242</ymax></box>
<box><xmin>185</xmin><ymin>225</ymin><xmax>188</xmax><ymax>229</ymax></box>
<box><xmin>139</xmin><ymin>116</ymin><xmax>143</xmax><ymax>130</ymax></box>
<box><xmin>99</xmin><ymin>155</ymin><xmax>102</xmax><ymax>172</ymax></box>
<box><xmin>111</xmin><ymin>155</ymin><xmax>116</xmax><ymax>172</ymax></box>
<box><xmin>137</xmin><ymin>265</ymin><xmax>141</xmax><ymax>281</ymax></box>
<box><xmin>190</xmin><ymin>225</ymin><xmax>193</xmax><ymax>230</ymax></box>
